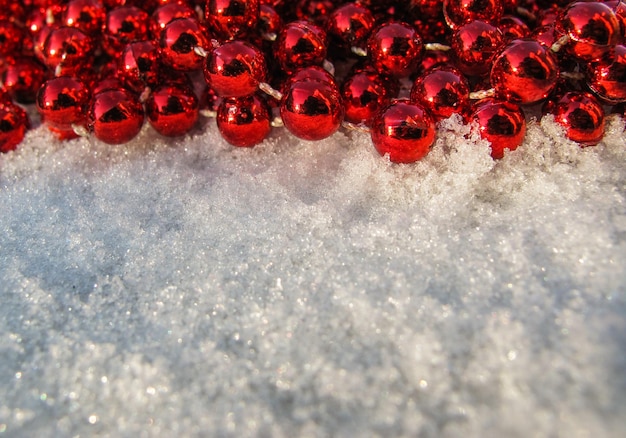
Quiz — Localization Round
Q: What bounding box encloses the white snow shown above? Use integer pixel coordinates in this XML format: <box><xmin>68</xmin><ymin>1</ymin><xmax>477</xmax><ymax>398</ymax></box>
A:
<box><xmin>1</xmin><ymin>113</ymin><xmax>625</xmax><ymax>437</ymax></box>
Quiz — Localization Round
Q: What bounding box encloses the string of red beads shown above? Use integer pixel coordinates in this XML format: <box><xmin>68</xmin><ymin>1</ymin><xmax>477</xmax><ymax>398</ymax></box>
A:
<box><xmin>0</xmin><ymin>0</ymin><xmax>624</xmax><ymax>163</ymax></box>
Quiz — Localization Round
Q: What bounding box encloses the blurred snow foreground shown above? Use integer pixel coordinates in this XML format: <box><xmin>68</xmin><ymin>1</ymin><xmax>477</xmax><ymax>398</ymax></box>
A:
<box><xmin>1</xmin><ymin>114</ymin><xmax>626</xmax><ymax>437</ymax></box>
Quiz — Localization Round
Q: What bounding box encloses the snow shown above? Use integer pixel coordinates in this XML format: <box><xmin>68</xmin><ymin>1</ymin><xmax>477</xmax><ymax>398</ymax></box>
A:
<box><xmin>1</xmin><ymin>113</ymin><xmax>626</xmax><ymax>437</ymax></box>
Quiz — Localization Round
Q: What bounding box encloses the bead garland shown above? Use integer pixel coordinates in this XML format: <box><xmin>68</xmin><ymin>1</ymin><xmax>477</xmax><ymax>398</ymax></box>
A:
<box><xmin>0</xmin><ymin>1</ymin><xmax>625</xmax><ymax>162</ymax></box>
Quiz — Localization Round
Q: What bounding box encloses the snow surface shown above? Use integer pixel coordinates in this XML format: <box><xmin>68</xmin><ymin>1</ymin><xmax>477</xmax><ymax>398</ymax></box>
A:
<box><xmin>1</xmin><ymin>113</ymin><xmax>626</xmax><ymax>437</ymax></box>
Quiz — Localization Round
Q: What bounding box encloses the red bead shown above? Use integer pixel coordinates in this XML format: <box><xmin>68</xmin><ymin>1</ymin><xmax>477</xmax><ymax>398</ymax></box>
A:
<box><xmin>103</xmin><ymin>7</ymin><xmax>150</xmax><ymax>56</ymax></box>
<box><xmin>0</xmin><ymin>19</ymin><xmax>24</xmax><ymax>57</ymax></box>
<box><xmin>295</xmin><ymin>0</ymin><xmax>335</xmax><ymax>26</ymax></box>
<box><xmin>42</xmin><ymin>26</ymin><xmax>95</xmax><ymax>76</ymax></box>
<box><xmin>410</xmin><ymin>66</ymin><xmax>470</xmax><ymax>121</ymax></box>
<box><xmin>367</xmin><ymin>22</ymin><xmax>423</xmax><ymax>78</ymax></box>
<box><xmin>216</xmin><ymin>94</ymin><xmax>271</xmax><ymax>147</ymax></box>
<box><xmin>36</xmin><ymin>76</ymin><xmax>89</xmax><ymax>130</ymax></box>
<box><xmin>146</xmin><ymin>83</ymin><xmax>199</xmax><ymax>137</ymax></box>
<box><xmin>276</xmin><ymin>21</ymin><xmax>327</xmax><ymax>74</ymax></box>
<box><xmin>280</xmin><ymin>79</ymin><xmax>344</xmax><ymax>140</ymax></box>
<box><xmin>341</xmin><ymin>66</ymin><xmax>397</xmax><ymax>126</ymax></box>
<box><xmin>451</xmin><ymin>20</ymin><xmax>503</xmax><ymax>77</ymax></box>
<box><xmin>490</xmin><ymin>38</ymin><xmax>559</xmax><ymax>105</ymax></box>
<box><xmin>417</xmin><ymin>49</ymin><xmax>453</xmax><ymax>76</ymax></box>
<box><xmin>556</xmin><ymin>1</ymin><xmax>621</xmax><ymax>62</ymax></box>
<box><xmin>586</xmin><ymin>44</ymin><xmax>626</xmax><ymax>104</ymax></box>
<box><xmin>205</xmin><ymin>0</ymin><xmax>259</xmax><ymax>40</ymax></box>
<box><xmin>471</xmin><ymin>98</ymin><xmax>526</xmax><ymax>159</ymax></box>
<box><xmin>326</xmin><ymin>3</ymin><xmax>375</xmax><ymax>52</ymax></box>
<box><xmin>443</xmin><ymin>0</ymin><xmax>503</xmax><ymax>30</ymax></box>
<box><xmin>284</xmin><ymin>65</ymin><xmax>336</xmax><ymax>91</ymax></box>
<box><xmin>1</xmin><ymin>57</ymin><xmax>48</xmax><ymax>104</ymax></box>
<box><xmin>159</xmin><ymin>17</ymin><xmax>209</xmax><ymax>71</ymax></box>
<box><xmin>548</xmin><ymin>91</ymin><xmax>605</xmax><ymax>146</ymax></box>
<box><xmin>63</xmin><ymin>0</ymin><xmax>106</xmax><ymax>37</ymax></box>
<box><xmin>499</xmin><ymin>15</ymin><xmax>530</xmax><ymax>41</ymax></box>
<box><xmin>204</xmin><ymin>40</ymin><xmax>267</xmax><ymax>97</ymax></box>
<box><xmin>150</xmin><ymin>2</ymin><xmax>197</xmax><ymax>38</ymax></box>
<box><xmin>0</xmin><ymin>103</ymin><xmax>30</xmax><ymax>153</ymax></box>
<box><xmin>370</xmin><ymin>99</ymin><xmax>436</xmax><ymax>163</ymax></box>
<box><xmin>89</xmin><ymin>88</ymin><xmax>145</xmax><ymax>145</ymax></box>
<box><xmin>119</xmin><ymin>40</ymin><xmax>162</xmax><ymax>93</ymax></box>
<box><xmin>258</xmin><ymin>4</ymin><xmax>282</xmax><ymax>40</ymax></box>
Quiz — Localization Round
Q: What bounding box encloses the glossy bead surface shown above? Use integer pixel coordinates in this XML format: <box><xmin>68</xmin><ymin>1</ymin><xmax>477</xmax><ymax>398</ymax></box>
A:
<box><xmin>341</xmin><ymin>67</ymin><xmax>397</xmax><ymax>126</ymax></box>
<box><xmin>276</xmin><ymin>21</ymin><xmax>327</xmax><ymax>74</ymax></box>
<box><xmin>556</xmin><ymin>1</ymin><xmax>621</xmax><ymax>62</ymax></box>
<box><xmin>36</xmin><ymin>76</ymin><xmax>89</xmax><ymax>129</ymax></box>
<box><xmin>1</xmin><ymin>57</ymin><xmax>47</xmax><ymax>104</ymax></box>
<box><xmin>0</xmin><ymin>19</ymin><xmax>24</xmax><ymax>57</ymax></box>
<box><xmin>586</xmin><ymin>44</ymin><xmax>626</xmax><ymax>104</ymax></box>
<box><xmin>280</xmin><ymin>79</ymin><xmax>343</xmax><ymax>141</ymax></box>
<box><xmin>119</xmin><ymin>40</ymin><xmax>162</xmax><ymax>93</ymax></box>
<box><xmin>42</xmin><ymin>26</ymin><xmax>94</xmax><ymax>75</ymax></box>
<box><xmin>451</xmin><ymin>20</ymin><xmax>503</xmax><ymax>77</ymax></box>
<box><xmin>326</xmin><ymin>3</ymin><xmax>375</xmax><ymax>50</ymax></box>
<box><xmin>89</xmin><ymin>88</ymin><xmax>145</xmax><ymax>145</ymax></box>
<box><xmin>205</xmin><ymin>0</ymin><xmax>259</xmax><ymax>40</ymax></box>
<box><xmin>443</xmin><ymin>0</ymin><xmax>503</xmax><ymax>30</ymax></box>
<box><xmin>471</xmin><ymin>98</ymin><xmax>526</xmax><ymax>159</ymax></box>
<box><xmin>370</xmin><ymin>99</ymin><xmax>436</xmax><ymax>163</ymax></box>
<box><xmin>490</xmin><ymin>38</ymin><xmax>559</xmax><ymax>105</ymax></box>
<box><xmin>549</xmin><ymin>92</ymin><xmax>605</xmax><ymax>146</ymax></box>
<box><xmin>410</xmin><ymin>66</ymin><xmax>470</xmax><ymax>121</ymax></box>
<box><xmin>63</xmin><ymin>0</ymin><xmax>106</xmax><ymax>36</ymax></box>
<box><xmin>284</xmin><ymin>65</ymin><xmax>336</xmax><ymax>91</ymax></box>
<box><xmin>295</xmin><ymin>0</ymin><xmax>334</xmax><ymax>25</ymax></box>
<box><xmin>217</xmin><ymin>94</ymin><xmax>271</xmax><ymax>147</ymax></box>
<box><xmin>204</xmin><ymin>40</ymin><xmax>267</xmax><ymax>97</ymax></box>
<box><xmin>103</xmin><ymin>7</ymin><xmax>150</xmax><ymax>56</ymax></box>
<box><xmin>367</xmin><ymin>22</ymin><xmax>423</xmax><ymax>78</ymax></box>
<box><xmin>159</xmin><ymin>18</ymin><xmax>209</xmax><ymax>71</ymax></box>
<box><xmin>150</xmin><ymin>2</ymin><xmax>197</xmax><ymax>38</ymax></box>
<box><xmin>0</xmin><ymin>103</ymin><xmax>30</xmax><ymax>153</ymax></box>
<box><xmin>146</xmin><ymin>83</ymin><xmax>199</xmax><ymax>137</ymax></box>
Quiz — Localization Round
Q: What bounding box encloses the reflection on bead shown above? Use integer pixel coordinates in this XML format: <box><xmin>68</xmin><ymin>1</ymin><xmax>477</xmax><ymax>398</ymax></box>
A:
<box><xmin>411</xmin><ymin>66</ymin><xmax>470</xmax><ymax>121</ymax></box>
<box><xmin>341</xmin><ymin>66</ymin><xmax>397</xmax><ymax>126</ymax></box>
<box><xmin>451</xmin><ymin>20</ymin><xmax>503</xmax><ymax>77</ymax></box>
<box><xmin>217</xmin><ymin>94</ymin><xmax>271</xmax><ymax>147</ymax></box>
<box><xmin>146</xmin><ymin>83</ymin><xmax>199</xmax><ymax>137</ymax></box>
<box><xmin>443</xmin><ymin>0</ymin><xmax>503</xmax><ymax>30</ymax></box>
<box><xmin>2</xmin><ymin>57</ymin><xmax>47</xmax><ymax>104</ymax></box>
<box><xmin>370</xmin><ymin>99</ymin><xmax>436</xmax><ymax>163</ymax></box>
<box><xmin>367</xmin><ymin>22</ymin><xmax>423</xmax><ymax>78</ymax></box>
<box><xmin>0</xmin><ymin>103</ymin><xmax>30</xmax><ymax>153</ymax></box>
<box><xmin>89</xmin><ymin>88</ymin><xmax>145</xmax><ymax>145</ymax></box>
<box><xmin>150</xmin><ymin>2</ymin><xmax>197</xmax><ymax>38</ymax></box>
<box><xmin>119</xmin><ymin>41</ymin><xmax>162</xmax><ymax>93</ymax></box>
<box><xmin>204</xmin><ymin>40</ymin><xmax>267</xmax><ymax>97</ymax></box>
<box><xmin>205</xmin><ymin>0</ymin><xmax>259</xmax><ymax>40</ymax></box>
<box><xmin>548</xmin><ymin>91</ymin><xmax>605</xmax><ymax>146</ymax></box>
<box><xmin>586</xmin><ymin>45</ymin><xmax>626</xmax><ymax>104</ymax></box>
<box><xmin>63</xmin><ymin>0</ymin><xmax>106</xmax><ymax>37</ymax></box>
<box><xmin>326</xmin><ymin>3</ymin><xmax>375</xmax><ymax>51</ymax></box>
<box><xmin>471</xmin><ymin>98</ymin><xmax>526</xmax><ymax>159</ymax></box>
<box><xmin>36</xmin><ymin>76</ymin><xmax>89</xmax><ymax>130</ymax></box>
<box><xmin>276</xmin><ymin>21</ymin><xmax>327</xmax><ymax>74</ymax></box>
<box><xmin>103</xmin><ymin>6</ymin><xmax>150</xmax><ymax>56</ymax></box>
<box><xmin>42</xmin><ymin>26</ymin><xmax>95</xmax><ymax>75</ymax></box>
<box><xmin>159</xmin><ymin>18</ymin><xmax>209</xmax><ymax>71</ymax></box>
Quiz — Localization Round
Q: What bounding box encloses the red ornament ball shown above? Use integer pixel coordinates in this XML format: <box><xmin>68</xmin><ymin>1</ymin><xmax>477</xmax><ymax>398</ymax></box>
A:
<box><xmin>280</xmin><ymin>79</ymin><xmax>344</xmax><ymax>141</ymax></box>
<box><xmin>586</xmin><ymin>44</ymin><xmax>626</xmax><ymax>104</ymax></box>
<box><xmin>341</xmin><ymin>66</ymin><xmax>397</xmax><ymax>126</ymax></box>
<box><xmin>370</xmin><ymin>99</ymin><xmax>436</xmax><ymax>163</ymax></box>
<box><xmin>326</xmin><ymin>3</ymin><xmax>375</xmax><ymax>50</ymax></box>
<box><xmin>89</xmin><ymin>88</ymin><xmax>145</xmax><ymax>145</ymax></box>
<box><xmin>549</xmin><ymin>91</ymin><xmax>605</xmax><ymax>146</ymax></box>
<box><xmin>205</xmin><ymin>0</ymin><xmax>259</xmax><ymax>40</ymax></box>
<box><xmin>216</xmin><ymin>94</ymin><xmax>272</xmax><ymax>147</ymax></box>
<box><xmin>36</xmin><ymin>76</ymin><xmax>89</xmax><ymax>130</ymax></box>
<box><xmin>150</xmin><ymin>2</ymin><xmax>197</xmax><ymax>38</ymax></box>
<box><xmin>63</xmin><ymin>0</ymin><xmax>106</xmax><ymax>37</ymax></box>
<box><xmin>410</xmin><ymin>66</ymin><xmax>470</xmax><ymax>121</ymax></box>
<box><xmin>451</xmin><ymin>20</ymin><xmax>503</xmax><ymax>77</ymax></box>
<box><xmin>471</xmin><ymin>98</ymin><xmax>526</xmax><ymax>159</ymax></box>
<box><xmin>367</xmin><ymin>22</ymin><xmax>423</xmax><ymax>78</ymax></box>
<box><xmin>159</xmin><ymin>18</ymin><xmax>209</xmax><ymax>71</ymax></box>
<box><xmin>103</xmin><ymin>6</ymin><xmax>150</xmax><ymax>56</ymax></box>
<box><xmin>443</xmin><ymin>0</ymin><xmax>504</xmax><ymax>30</ymax></box>
<box><xmin>42</xmin><ymin>26</ymin><xmax>95</xmax><ymax>75</ymax></box>
<box><xmin>204</xmin><ymin>40</ymin><xmax>267</xmax><ymax>97</ymax></box>
<box><xmin>146</xmin><ymin>83</ymin><xmax>199</xmax><ymax>137</ymax></box>
<box><xmin>276</xmin><ymin>21</ymin><xmax>328</xmax><ymax>74</ymax></box>
<box><xmin>0</xmin><ymin>103</ymin><xmax>30</xmax><ymax>153</ymax></box>
<box><xmin>490</xmin><ymin>38</ymin><xmax>560</xmax><ymax>105</ymax></box>
<box><xmin>1</xmin><ymin>56</ymin><xmax>47</xmax><ymax>104</ymax></box>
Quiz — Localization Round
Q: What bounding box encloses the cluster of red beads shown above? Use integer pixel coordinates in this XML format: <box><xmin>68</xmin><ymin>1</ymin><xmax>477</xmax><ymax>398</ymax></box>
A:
<box><xmin>0</xmin><ymin>1</ymin><xmax>625</xmax><ymax>162</ymax></box>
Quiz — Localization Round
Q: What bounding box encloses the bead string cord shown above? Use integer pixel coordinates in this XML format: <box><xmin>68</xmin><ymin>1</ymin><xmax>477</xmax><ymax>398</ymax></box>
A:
<box><xmin>0</xmin><ymin>1</ymin><xmax>624</xmax><ymax>161</ymax></box>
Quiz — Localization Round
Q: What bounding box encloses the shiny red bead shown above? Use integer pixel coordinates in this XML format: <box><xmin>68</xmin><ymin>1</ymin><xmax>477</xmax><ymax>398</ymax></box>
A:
<box><xmin>1</xmin><ymin>57</ymin><xmax>47</xmax><ymax>104</ymax></box>
<box><xmin>205</xmin><ymin>0</ymin><xmax>259</xmax><ymax>40</ymax></box>
<box><xmin>0</xmin><ymin>103</ymin><xmax>30</xmax><ymax>153</ymax></box>
<box><xmin>556</xmin><ymin>1</ymin><xmax>621</xmax><ymax>62</ymax></box>
<box><xmin>103</xmin><ymin>7</ymin><xmax>150</xmax><ymax>56</ymax></box>
<box><xmin>548</xmin><ymin>91</ymin><xmax>605</xmax><ymax>146</ymax></box>
<box><xmin>42</xmin><ymin>27</ymin><xmax>95</xmax><ymax>76</ymax></box>
<box><xmin>204</xmin><ymin>40</ymin><xmax>267</xmax><ymax>97</ymax></box>
<box><xmin>150</xmin><ymin>2</ymin><xmax>197</xmax><ymax>38</ymax></box>
<box><xmin>443</xmin><ymin>0</ymin><xmax>504</xmax><ymax>30</ymax></box>
<box><xmin>586</xmin><ymin>44</ymin><xmax>626</xmax><ymax>104</ymax></box>
<box><xmin>451</xmin><ymin>20</ymin><xmax>503</xmax><ymax>77</ymax></box>
<box><xmin>410</xmin><ymin>66</ymin><xmax>470</xmax><ymax>121</ymax></box>
<box><xmin>280</xmin><ymin>79</ymin><xmax>344</xmax><ymax>141</ymax></box>
<box><xmin>341</xmin><ymin>66</ymin><xmax>397</xmax><ymax>126</ymax></box>
<box><xmin>36</xmin><ymin>76</ymin><xmax>89</xmax><ymax>130</ymax></box>
<box><xmin>499</xmin><ymin>15</ymin><xmax>530</xmax><ymax>41</ymax></box>
<box><xmin>471</xmin><ymin>98</ymin><xmax>526</xmax><ymax>159</ymax></box>
<box><xmin>146</xmin><ymin>83</ymin><xmax>199</xmax><ymax>137</ymax></box>
<box><xmin>490</xmin><ymin>38</ymin><xmax>559</xmax><ymax>105</ymax></box>
<box><xmin>295</xmin><ymin>0</ymin><xmax>335</xmax><ymax>26</ymax></box>
<box><xmin>63</xmin><ymin>0</ymin><xmax>106</xmax><ymax>37</ymax></box>
<box><xmin>0</xmin><ymin>19</ymin><xmax>24</xmax><ymax>57</ymax></box>
<box><xmin>159</xmin><ymin>18</ymin><xmax>209</xmax><ymax>71</ymax></box>
<box><xmin>367</xmin><ymin>22</ymin><xmax>423</xmax><ymax>78</ymax></box>
<box><xmin>284</xmin><ymin>65</ymin><xmax>336</xmax><ymax>91</ymax></box>
<box><xmin>258</xmin><ymin>4</ymin><xmax>282</xmax><ymax>40</ymax></box>
<box><xmin>89</xmin><ymin>88</ymin><xmax>145</xmax><ymax>145</ymax></box>
<box><xmin>326</xmin><ymin>3</ymin><xmax>375</xmax><ymax>52</ymax></box>
<box><xmin>370</xmin><ymin>99</ymin><xmax>436</xmax><ymax>163</ymax></box>
<box><xmin>118</xmin><ymin>40</ymin><xmax>162</xmax><ymax>93</ymax></box>
<box><xmin>216</xmin><ymin>94</ymin><xmax>271</xmax><ymax>147</ymax></box>
<box><xmin>276</xmin><ymin>21</ymin><xmax>327</xmax><ymax>74</ymax></box>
